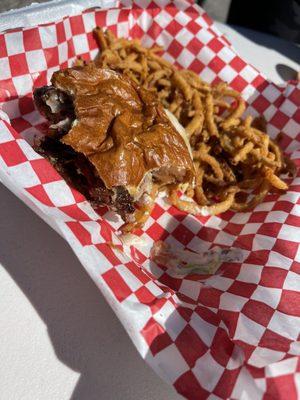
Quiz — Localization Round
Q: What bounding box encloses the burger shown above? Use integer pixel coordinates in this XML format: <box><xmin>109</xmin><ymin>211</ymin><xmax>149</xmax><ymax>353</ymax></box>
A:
<box><xmin>33</xmin><ymin>63</ymin><xmax>194</xmax><ymax>229</ymax></box>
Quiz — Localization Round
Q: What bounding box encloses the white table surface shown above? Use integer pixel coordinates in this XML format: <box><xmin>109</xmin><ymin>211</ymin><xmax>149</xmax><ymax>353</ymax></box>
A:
<box><xmin>0</xmin><ymin>21</ymin><xmax>299</xmax><ymax>400</ymax></box>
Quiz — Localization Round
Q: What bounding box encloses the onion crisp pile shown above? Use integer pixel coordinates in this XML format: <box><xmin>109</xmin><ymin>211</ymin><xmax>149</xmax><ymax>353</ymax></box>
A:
<box><xmin>79</xmin><ymin>28</ymin><xmax>295</xmax><ymax>217</ymax></box>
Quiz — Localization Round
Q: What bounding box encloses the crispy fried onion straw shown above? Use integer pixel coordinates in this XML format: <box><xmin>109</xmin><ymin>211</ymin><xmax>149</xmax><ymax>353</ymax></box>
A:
<box><xmin>91</xmin><ymin>28</ymin><xmax>294</xmax><ymax>225</ymax></box>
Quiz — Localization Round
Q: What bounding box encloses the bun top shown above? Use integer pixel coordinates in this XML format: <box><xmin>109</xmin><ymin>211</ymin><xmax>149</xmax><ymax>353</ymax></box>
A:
<box><xmin>52</xmin><ymin>63</ymin><xmax>194</xmax><ymax>195</ymax></box>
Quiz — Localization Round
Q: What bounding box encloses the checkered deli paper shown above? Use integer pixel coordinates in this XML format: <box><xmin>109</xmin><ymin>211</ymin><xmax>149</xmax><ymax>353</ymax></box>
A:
<box><xmin>0</xmin><ymin>1</ymin><xmax>299</xmax><ymax>398</ymax></box>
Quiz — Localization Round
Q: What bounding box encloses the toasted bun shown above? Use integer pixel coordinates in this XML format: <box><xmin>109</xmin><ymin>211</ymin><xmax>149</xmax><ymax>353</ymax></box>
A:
<box><xmin>52</xmin><ymin>63</ymin><xmax>194</xmax><ymax>195</ymax></box>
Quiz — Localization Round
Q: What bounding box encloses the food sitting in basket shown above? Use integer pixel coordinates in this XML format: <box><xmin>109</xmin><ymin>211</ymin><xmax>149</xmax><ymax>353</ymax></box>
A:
<box><xmin>33</xmin><ymin>28</ymin><xmax>295</xmax><ymax>232</ymax></box>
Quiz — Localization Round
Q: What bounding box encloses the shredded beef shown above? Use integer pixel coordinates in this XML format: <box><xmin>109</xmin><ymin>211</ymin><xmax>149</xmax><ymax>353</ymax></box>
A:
<box><xmin>34</xmin><ymin>135</ymin><xmax>134</xmax><ymax>219</ymax></box>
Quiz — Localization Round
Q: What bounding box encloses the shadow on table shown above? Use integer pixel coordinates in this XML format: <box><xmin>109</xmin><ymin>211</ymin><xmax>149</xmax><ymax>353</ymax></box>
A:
<box><xmin>276</xmin><ymin>63</ymin><xmax>299</xmax><ymax>82</ymax></box>
<box><xmin>0</xmin><ymin>184</ymin><xmax>179</xmax><ymax>400</ymax></box>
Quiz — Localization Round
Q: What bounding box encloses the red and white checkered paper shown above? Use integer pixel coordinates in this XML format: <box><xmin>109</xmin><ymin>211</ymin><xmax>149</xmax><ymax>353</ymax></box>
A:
<box><xmin>0</xmin><ymin>1</ymin><xmax>299</xmax><ymax>399</ymax></box>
